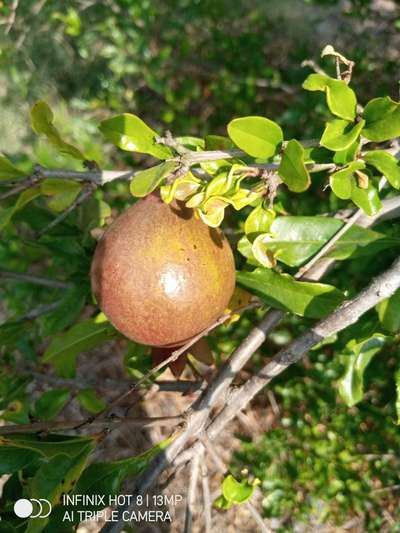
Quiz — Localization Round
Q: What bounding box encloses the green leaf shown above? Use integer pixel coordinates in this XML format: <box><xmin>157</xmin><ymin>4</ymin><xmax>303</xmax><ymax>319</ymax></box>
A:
<box><xmin>329</xmin><ymin>161</ymin><xmax>365</xmax><ymax>200</ymax></box>
<box><xmin>31</xmin><ymin>101</ymin><xmax>85</xmax><ymax>160</ymax></box>
<box><xmin>0</xmin><ymin>447</ymin><xmax>40</xmax><ymax>475</ymax></box>
<box><xmin>302</xmin><ymin>74</ymin><xmax>357</xmax><ymax>121</ymax></box>
<box><xmin>244</xmin><ymin>205</ymin><xmax>275</xmax><ymax>237</ymax></box>
<box><xmin>337</xmin><ymin>334</ymin><xmax>387</xmax><ymax>407</ymax></box>
<box><xmin>0</xmin><ymin>154</ymin><xmax>26</xmax><ymax>180</ymax></box>
<box><xmin>362</xmin><ymin>96</ymin><xmax>400</xmax><ymax>142</ymax></box>
<box><xmin>34</xmin><ymin>389</ymin><xmax>70</xmax><ymax>421</ymax></box>
<box><xmin>40</xmin><ymin>179</ymin><xmax>83</xmax><ymax>212</ymax></box>
<box><xmin>26</xmin><ymin>444</ymin><xmax>94</xmax><ymax>533</ymax></box>
<box><xmin>41</xmin><ymin>286</ymin><xmax>88</xmax><ymax>336</ymax></box>
<box><xmin>77</xmin><ymin>388</ymin><xmax>106</xmax><ymax>414</ymax></box>
<box><xmin>0</xmin><ymin>434</ymin><xmax>95</xmax><ymax>459</ymax></box>
<box><xmin>278</xmin><ymin>139</ymin><xmax>311</xmax><ymax>192</ymax></box>
<box><xmin>257</xmin><ymin>216</ymin><xmax>392</xmax><ymax>267</ymax></box>
<box><xmin>236</xmin><ymin>268</ymin><xmax>344</xmax><ymax>318</ymax></box>
<box><xmin>222</xmin><ymin>474</ymin><xmax>254</xmax><ymax>504</ymax></box>
<box><xmin>73</xmin><ymin>437</ymin><xmax>173</xmax><ymax>508</ymax></box>
<box><xmin>0</xmin><ymin>187</ymin><xmax>41</xmax><ymax>230</ymax></box>
<box><xmin>99</xmin><ymin>113</ymin><xmax>172</xmax><ymax>159</ymax></box>
<box><xmin>160</xmin><ymin>172</ymin><xmax>201</xmax><ymax>203</ymax></box>
<box><xmin>376</xmin><ymin>288</ymin><xmax>400</xmax><ymax>333</ymax></box>
<box><xmin>227</xmin><ymin>116</ymin><xmax>283</xmax><ymax>159</ymax></box>
<box><xmin>350</xmin><ymin>180</ymin><xmax>381</xmax><ymax>216</ymax></box>
<box><xmin>214</xmin><ymin>494</ymin><xmax>233</xmax><ymax>509</ymax></box>
<box><xmin>320</xmin><ymin>119</ymin><xmax>365</xmax><ymax>151</ymax></box>
<box><xmin>42</xmin><ymin>313</ymin><xmax>118</xmax><ymax>378</ymax></box>
<box><xmin>363</xmin><ymin>150</ymin><xmax>400</xmax><ymax>190</ymax></box>
<box><xmin>130</xmin><ymin>161</ymin><xmax>178</xmax><ymax>197</ymax></box>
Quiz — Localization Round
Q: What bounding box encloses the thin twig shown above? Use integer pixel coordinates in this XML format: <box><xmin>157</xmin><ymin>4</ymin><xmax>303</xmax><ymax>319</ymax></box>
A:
<box><xmin>201</xmin><ymin>460</ymin><xmax>212</xmax><ymax>533</ymax></box>
<box><xmin>0</xmin><ymin>415</ymin><xmax>183</xmax><ymax>435</ymax></box>
<box><xmin>37</xmin><ymin>182</ymin><xmax>96</xmax><ymax>237</ymax></box>
<box><xmin>80</xmin><ymin>302</ymin><xmax>260</xmax><ymax>429</ymax></box>
<box><xmin>0</xmin><ymin>269</ymin><xmax>71</xmax><ymax>289</ymax></box>
<box><xmin>184</xmin><ymin>453</ymin><xmax>201</xmax><ymax>533</ymax></box>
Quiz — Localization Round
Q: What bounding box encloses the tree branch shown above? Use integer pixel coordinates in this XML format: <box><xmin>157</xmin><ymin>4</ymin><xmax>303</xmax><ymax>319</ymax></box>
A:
<box><xmin>0</xmin><ymin>415</ymin><xmax>183</xmax><ymax>435</ymax></box>
<box><xmin>0</xmin><ymin>269</ymin><xmax>71</xmax><ymax>289</ymax></box>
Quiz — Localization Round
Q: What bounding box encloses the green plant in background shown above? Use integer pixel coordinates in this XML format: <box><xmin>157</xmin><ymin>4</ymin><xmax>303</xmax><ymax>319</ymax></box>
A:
<box><xmin>1</xmin><ymin>24</ymin><xmax>400</xmax><ymax>533</ymax></box>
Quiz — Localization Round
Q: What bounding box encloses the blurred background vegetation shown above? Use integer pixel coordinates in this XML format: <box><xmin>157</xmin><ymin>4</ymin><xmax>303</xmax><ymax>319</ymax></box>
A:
<box><xmin>1</xmin><ymin>0</ymin><xmax>400</xmax><ymax>531</ymax></box>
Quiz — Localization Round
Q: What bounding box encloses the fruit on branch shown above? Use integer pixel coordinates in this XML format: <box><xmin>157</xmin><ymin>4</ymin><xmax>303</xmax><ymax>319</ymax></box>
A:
<box><xmin>90</xmin><ymin>193</ymin><xmax>235</xmax><ymax>347</ymax></box>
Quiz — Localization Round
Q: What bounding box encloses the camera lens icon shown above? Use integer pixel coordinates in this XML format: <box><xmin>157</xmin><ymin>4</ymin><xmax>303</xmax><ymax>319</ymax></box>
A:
<box><xmin>14</xmin><ymin>498</ymin><xmax>52</xmax><ymax>518</ymax></box>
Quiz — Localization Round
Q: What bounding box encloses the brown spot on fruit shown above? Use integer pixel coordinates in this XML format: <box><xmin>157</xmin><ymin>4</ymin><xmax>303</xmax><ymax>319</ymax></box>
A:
<box><xmin>90</xmin><ymin>193</ymin><xmax>235</xmax><ymax>347</ymax></box>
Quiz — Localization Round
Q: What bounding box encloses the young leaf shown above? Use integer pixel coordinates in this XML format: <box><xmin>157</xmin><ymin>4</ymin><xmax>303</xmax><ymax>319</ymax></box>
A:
<box><xmin>0</xmin><ymin>154</ymin><xmax>27</xmax><ymax>180</ymax></box>
<box><xmin>376</xmin><ymin>288</ymin><xmax>400</xmax><ymax>333</ymax></box>
<box><xmin>278</xmin><ymin>139</ymin><xmax>310</xmax><ymax>192</ymax></box>
<box><xmin>251</xmin><ymin>234</ymin><xmax>277</xmax><ymax>268</ymax></box>
<box><xmin>227</xmin><ymin>116</ymin><xmax>283</xmax><ymax>159</ymax></box>
<box><xmin>302</xmin><ymin>74</ymin><xmax>357</xmax><ymax>121</ymax></box>
<box><xmin>42</xmin><ymin>313</ymin><xmax>118</xmax><ymax>378</ymax></box>
<box><xmin>320</xmin><ymin>119</ymin><xmax>365</xmax><ymax>151</ymax></box>
<box><xmin>99</xmin><ymin>113</ymin><xmax>172</xmax><ymax>159</ymax></box>
<box><xmin>33</xmin><ymin>389</ymin><xmax>70</xmax><ymax>421</ymax></box>
<box><xmin>40</xmin><ymin>178</ymin><xmax>83</xmax><ymax>212</ymax></box>
<box><xmin>337</xmin><ymin>334</ymin><xmax>387</xmax><ymax>407</ymax></box>
<box><xmin>363</xmin><ymin>150</ymin><xmax>400</xmax><ymax>190</ymax></box>
<box><xmin>31</xmin><ymin>101</ymin><xmax>85</xmax><ymax>160</ymax></box>
<box><xmin>77</xmin><ymin>388</ymin><xmax>106</xmax><ymax>414</ymax></box>
<box><xmin>222</xmin><ymin>474</ymin><xmax>254</xmax><ymax>504</ymax></box>
<box><xmin>236</xmin><ymin>268</ymin><xmax>344</xmax><ymax>318</ymax></box>
<box><xmin>130</xmin><ymin>161</ymin><xmax>178</xmax><ymax>197</ymax></box>
<box><xmin>362</xmin><ymin>96</ymin><xmax>400</xmax><ymax>142</ymax></box>
<box><xmin>244</xmin><ymin>205</ymin><xmax>275</xmax><ymax>236</ymax></box>
<box><xmin>329</xmin><ymin>161</ymin><xmax>365</xmax><ymax>200</ymax></box>
<box><xmin>0</xmin><ymin>187</ymin><xmax>41</xmax><ymax>230</ymax></box>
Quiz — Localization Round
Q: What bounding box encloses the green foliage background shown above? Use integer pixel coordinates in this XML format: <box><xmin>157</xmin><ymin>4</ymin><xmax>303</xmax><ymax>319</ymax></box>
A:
<box><xmin>1</xmin><ymin>1</ymin><xmax>400</xmax><ymax>531</ymax></box>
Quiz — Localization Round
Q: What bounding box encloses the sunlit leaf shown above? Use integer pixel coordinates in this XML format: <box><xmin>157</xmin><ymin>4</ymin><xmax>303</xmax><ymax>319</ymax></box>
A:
<box><xmin>362</xmin><ymin>96</ymin><xmax>400</xmax><ymax>142</ymax></box>
<box><xmin>320</xmin><ymin>119</ymin><xmax>365</xmax><ymax>151</ymax></box>
<box><xmin>31</xmin><ymin>101</ymin><xmax>85</xmax><ymax>160</ymax></box>
<box><xmin>376</xmin><ymin>288</ymin><xmax>400</xmax><ymax>333</ymax></box>
<box><xmin>237</xmin><ymin>268</ymin><xmax>344</xmax><ymax>318</ymax></box>
<box><xmin>364</xmin><ymin>150</ymin><xmax>400</xmax><ymax>190</ymax></box>
<box><xmin>130</xmin><ymin>161</ymin><xmax>178</xmax><ymax>197</ymax></box>
<box><xmin>278</xmin><ymin>139</ymin><xmax>310</xmax><ymax>192</ymax></box>
<box><xmin>337</xmin><ymin>334</ymin><xmax>387</xmax><ymax>407</ymax></box>
<box><xmin>303</xmin><ymin>74</ymin><xmax>357</xmax><ymax>121</ymax></box>
<box><xmin>227</xmin><ymin>116</ymin><xmax>283</xmax><ymax>158</ymax></box>
<box><xmin>222</xmin><ymin>474</ymin><xmax>254</xmax><ymax>504</ymax></box>
<box><xmin>99</xmin><ymin>113</ymin><xmax>172</xmax><ymax>159</ymax></box>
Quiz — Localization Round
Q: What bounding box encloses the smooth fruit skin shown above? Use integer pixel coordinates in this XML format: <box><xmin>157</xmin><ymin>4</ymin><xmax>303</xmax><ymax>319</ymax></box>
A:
<box><xmin>90</xmin><ymin>194</ymin><xmax>235</xmax><ymax>347</ymax></box>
